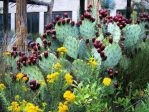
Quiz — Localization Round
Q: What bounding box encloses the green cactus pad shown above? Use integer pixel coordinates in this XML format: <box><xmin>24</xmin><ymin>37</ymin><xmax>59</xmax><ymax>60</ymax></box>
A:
<box><xmin>107</xmin><ymin>23</ymin><xmax>121</xmax><ymax>43</ymax></box>
<box><xmin>123</xmin><ymin>24</ymin><xmax>141</xmax><ymax>49</ymax></box>
<box><xmin>64</xmin><ymin>36</ymin><xmax>80</xmax><ymax>59</ymax></box>
<box><xmin>80</xmin><ymin>19</ymin><xmax>96</xmax><ymax>39</ymax></box>
<box><xmin>72</xmin><ymin>59</ymin><xmax>94</xmax><ymax>81</ymax></box>
<box><xmin>103</xmin><ymin>43</ymin><xmax>122</xmax><ymax>68</ymax></box>
<box><xmin>38</xmin><ymin>53</ymin><xmax>58</xmax><ymax>74</ymax></box>
<box><xmin>55</xmin><ymin>22</ymin><xmax>79</xmax><ymax>42</ymax></box>
<box><xmin>21</xmin><ymin>65</ymin><xmax>44</xmax><ymax>81</ymax></box>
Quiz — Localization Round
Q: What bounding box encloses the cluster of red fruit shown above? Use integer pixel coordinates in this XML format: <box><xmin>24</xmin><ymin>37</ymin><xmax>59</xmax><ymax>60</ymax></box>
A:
<box><xmin>99</xmin><ymin>9</ymin><xmax>132</xmax><ymax>29</ymax></box>
<box><xmin>92</xmin><ymin>37</ymin><xmax>113</xmax><ymax>61</ymax></box>
<box><xmin>137</xmin><ymin>13</ymin><xmax>149</xmax><ymax>23</ymax></box>
<box><xmin>12</xmin><ymin>44</ymin><xmax>50</xmax><ymax>71</ymax></box>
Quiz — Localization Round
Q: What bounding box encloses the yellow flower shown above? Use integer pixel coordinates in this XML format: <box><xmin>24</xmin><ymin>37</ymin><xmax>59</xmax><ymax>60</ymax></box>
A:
<box><xmin>58</xmin><ymin>102</ymin><xmax>68</xmax><ymax>112</ymax></box>
<box><xmin>88</xmin><ymin>57</ymin><xmax>98</xmax><ymax>67</ymax></box>
<box><xmin>8</xmin><ymin>101</ymin><xmax>21</xmax><ymax>112</ymax></box>
<box><xmin>24</xmin><ymin>103</ymin><xmax>43</xmax><ymax>112</ymax></box>
<box><xmin>15</xmin><ymin>95</ymin><xmax>20</xmax><ymax>101</ymax></box>
<box><xmin>22</xmin><ymin>76</ymin><xmax>29</xmax><ymax>82</ymax></box>
<box><xmin>63</xmin><ymin>90</ymin><xmax>75</xmax><ymax>102</ymax></box>
<box><xmin>64</xmin><ymin>73</ymin><xmax>73</xmax><ymax>85</ymax></box>
<box><xmin>47</xmin><ymin>72</ymin><xmax>59</xmax><ymax>83</ymax></box>
<box><xmin>57</xmin><ymin>47</ymin><xmax>68</xmax><ymax>55</ymax></box>
<box><xmin>54</xmin><ymin>62</ymin><xmax>62</xmax><ymax>69</ymax></box>
<box><xmin>3</xmin><ymin>51</ymin><xmax>11</xmax><ymax>56</ymax></box>
<box><xmin>0</xmin><ymin>83</ymin><xmax>6</xmax><ymax>91</ymax></box>
<box><xmin>16</xmin><ymin>73</ymin><xmax>24</xmax><ymax>81</ymax></box>
<box><xmin>103</xmin><ymin>77</ymin><xmax>111</xmax><ymax>86</ymax></box>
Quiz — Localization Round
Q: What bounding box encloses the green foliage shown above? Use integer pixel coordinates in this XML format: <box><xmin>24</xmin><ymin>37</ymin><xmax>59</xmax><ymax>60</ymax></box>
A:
<box><xmin>118</xmin><ymin>40</ymin><xmax>149</xmax><ymax>90</ymax></box>
<box><xmin>0</xmin><ymin>93</ymin><xmax>8</xmax><ymax>112</ymax></box>
<box><xmin>135</xmin><ymin>84</ymin><xmax>149</xmax><ymax>112</ymax></box>
<box><xmin>74</xmin><ymin>82</ymin><xmax>110</xmax><ymax>112</ymax></box>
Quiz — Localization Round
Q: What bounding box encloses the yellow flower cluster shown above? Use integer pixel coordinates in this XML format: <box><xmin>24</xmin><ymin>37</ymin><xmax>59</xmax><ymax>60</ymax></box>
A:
<box><xmin>88</xmin><ymin>57</ymin><xmax>98</xmax><ymax>67</ymax></box>
<box><xmin>54</xmin><ymin>62</ymin><xmax>62</xmax><ymax>69</ymax></box>
<box><xmin>57</xmin><ymin>47</ymin><xmax>68</xmax><ymax>55</ymax></box>
<box><xmin>8</xmin><ymin>101</ymin><xmax>21</xmax><ymax>112</ymax></box>
<box><xmin>64</xmin><ymin>73</ymin><xmax>73</xmax><ymax>85</ymax></box>
<box><xmin>24</xmin><ymin>103</ymin><xmax>43</xmax><ymax>112</ymax></box>
<box><xmin>16</xmin><ymin>73</ymin><xmax>28</xmax><ymax>82</ymax></box>
<box><xmin>47</xmin><ymin>72</ymin><xmax>59</xmax><ymax>83</ymax></box>
<box><xmin>8</xmin><ymin>100</ymin><xmax>43</xmax><ymax>112</ymax></box>
<box><xmin>16</xmin><ymin>73</ymin><xmax>24</xmax><ymax>80</ymax></box>
<box><xmin>58</xmin><ymin>102</ymin><xmax>68</xmax><ymax>112</ymax></box>
<box><xmin>102</xmin><ymin>77</ymin><xmax>111</xmax><ymax>86</ymax></box>
<box><xmin>63</xmin><ymin>90</ymin><xmax>75</xmax><ymax>102</ymax></box>
<box><xmin>0</xmin><ymin>83</ymin><xmax>6</xmax><ymax>91</ymax></box>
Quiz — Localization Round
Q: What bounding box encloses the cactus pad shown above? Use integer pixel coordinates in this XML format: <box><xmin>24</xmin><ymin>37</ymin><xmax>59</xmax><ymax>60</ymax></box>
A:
<box><xmin>80</xmin><ymin>19</ymin><xmax>96</xmax><ymax>39</ymax></box>
<box><xmin>123</xmin><ymin>24</ymin><xmax>141</xmax><ymax>49</ymax></box>
<box><xmin>38</xmin><ymin>53</ymin><xmax>58</xmax><ymax>74</ymax></box>
<box><xmin>21</xmin><ymin>65</ymin><xmax>44</xmax><ymax>81</ymax></box>
<box><xmin>64</xmin><ymin>36</ymin><xmax>80</xmax><ymax>59</ymax></box>
<box><xmin>55</xmin><ymin>22</ymin><xmax>79</xmax><ymax>42</ymax></box>
<box><xmin>103</xmin><ymin>43</ymin><xmax>122</xmax><ymax>68</ymax></box>
<box><xmin>107</xmin><ymin>23</ymin><xmax>121</xmax><ymax>43</ymax></box>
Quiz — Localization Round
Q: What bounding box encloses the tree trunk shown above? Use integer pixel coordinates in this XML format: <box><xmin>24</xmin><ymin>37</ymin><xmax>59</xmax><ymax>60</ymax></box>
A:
<box><xmin>46</xmin><ymin>0</ymin><xmax>54</xmax><ymax>25</ymax></box>
<box><xmin>16</xmin><ymin>0</ymin><xmax>27</xmax><ymax>51</ymax></box>
<box><xmin>3</xmin><ymin>0</ymin><xmax>8</xmax><ymax>49</ymax></box>
<box><xmin>126</xmin><ymin>0</ymin><xmax>132</xmax><ymax>19</ymax></box>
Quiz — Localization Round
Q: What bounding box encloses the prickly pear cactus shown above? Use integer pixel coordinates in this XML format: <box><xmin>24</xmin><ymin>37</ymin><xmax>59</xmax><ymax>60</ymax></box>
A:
<box><xmin>38</xmin><ymin>53</ymin><xmax>57</xmax><ymax>74</ymax></box>
<box><xmin>55</xmin><ymin>21</ymin><xmax>79</xmax><ymax>42</ymax></box>
<box><xmin>107</xmin><ymin>23</ymin><xmax>121</xmax><ymax>43</ymax></box>
<box><xmin>72</xmin><ymin>59</ymin><xmax>94</xmax><ymax>81</ymax></box>
<box><xmin>64</xmin><ymin>36</ymin><xmax>80</xmax><ymax>59</ymax></box>
<box><xmin>80</xmin><ymin>19</ymin><xmax>96</xmax><ymax>39</ymax></box>
<box><xmin>123</xmin><ymin>24</ymin><xmax>141</xmax><ymax>49</ymax></box>
<box><xmin>103</xmin><ymin>43</ymin><xmax>122</xmax><ymax>68</ymax></box>
<box><xmin>21</xmin><ymin>65</ymin><xmax>44</xmax><ymax>81</ymax></box>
